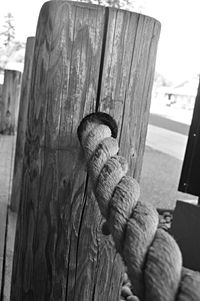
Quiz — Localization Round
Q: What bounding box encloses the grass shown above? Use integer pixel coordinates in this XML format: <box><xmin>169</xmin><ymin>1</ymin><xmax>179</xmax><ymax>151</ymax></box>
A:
<box><xmin>140</xmin><ymin>146</ymin><xmax>197</xmax><ymax>210</ymax></box>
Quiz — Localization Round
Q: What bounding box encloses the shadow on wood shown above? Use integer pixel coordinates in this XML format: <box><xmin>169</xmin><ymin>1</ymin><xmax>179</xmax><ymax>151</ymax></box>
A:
<box><xmin>10</xmin><ymin>37</ymin><xmax>35</xmax><ymax>212</ymax></box>
<box><xmin>11</xmin><ymin>2</ymin><xmax>160</xmax><ymax>300</ymax></box>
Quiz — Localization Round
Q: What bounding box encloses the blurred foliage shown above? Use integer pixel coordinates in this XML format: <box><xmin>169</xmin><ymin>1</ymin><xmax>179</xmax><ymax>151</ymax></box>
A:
<box><xmin>76</xmin><ymin>0</ymin><xmax>146</xmax><ymax>11</ymax></box>
<box><xmin>0</xmin><ymin>13</ymin><xmax>25</xmax><ymax>71</ymax></box>
<box><xmin>0</xmin><ymin>12</ymin><xmax>15</xmax><ymax>46</ymax></box>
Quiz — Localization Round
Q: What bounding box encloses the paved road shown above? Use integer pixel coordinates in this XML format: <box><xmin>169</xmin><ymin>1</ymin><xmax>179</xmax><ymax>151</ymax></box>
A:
<box><xmin>146</xmin><ymin>114</ymin><xmax>189</xmax><ymax>161</ymax></box>
<box><xmin>141</xmin><ymin>113</ymin><xmax>197</xmax><ymax>209</ymax></box>
<box><xmin>149</xmin><ymin>113</ymin><xmax>190</xmax><ymax>136</ymax></box>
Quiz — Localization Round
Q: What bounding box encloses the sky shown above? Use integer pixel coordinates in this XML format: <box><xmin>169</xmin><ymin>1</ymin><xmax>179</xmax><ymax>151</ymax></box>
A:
<box><xmin>0</xmin><ymin>0</ymin><xmax>200</xmax><ymax>83</ymax></box>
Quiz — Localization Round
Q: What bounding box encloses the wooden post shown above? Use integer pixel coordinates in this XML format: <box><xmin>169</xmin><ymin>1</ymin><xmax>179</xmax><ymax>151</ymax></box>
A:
<box><xmin>0</xmin><ymin>84</ymin><xmax>3</xmax><ymax>100</ymax></box>
<box><xmin>0</xmin><ymin>70</ymin><xmax>22</xmax><ymax>135</ymax></box>
<box><xmin>11</xmin><ymin>2</ymin><xmax>160</xmax><ymax>300</ymax></box>
<box><xmin>179</xmin><ymin>76</ymin><xmax>200</xmax><ymax>197</ymax></box>
<box><xmin>10</xmin><ymin>37</ymin><xmax>35</xmax><ymax>212</ymax></box>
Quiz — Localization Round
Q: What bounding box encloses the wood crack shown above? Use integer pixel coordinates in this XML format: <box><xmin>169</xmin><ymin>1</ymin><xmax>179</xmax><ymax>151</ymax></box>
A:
<box><xmin>96</xmin><ymin>7</ymin><xmax>109</xmax><ymax>112</ymax></box>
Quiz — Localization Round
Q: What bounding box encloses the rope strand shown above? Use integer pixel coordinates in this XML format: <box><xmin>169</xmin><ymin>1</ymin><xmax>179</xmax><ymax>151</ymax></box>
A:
<box><xmin>77</xmin><ymin>112</ymin><xmax>200</xmax><ymax>301</ymax></box>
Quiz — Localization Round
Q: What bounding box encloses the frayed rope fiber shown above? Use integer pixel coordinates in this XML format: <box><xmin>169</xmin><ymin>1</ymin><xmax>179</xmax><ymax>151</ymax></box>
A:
<box><xmin>77</xmin><ymin>112</ymin><xmax>200</xmax><ymax>301</ymax></box>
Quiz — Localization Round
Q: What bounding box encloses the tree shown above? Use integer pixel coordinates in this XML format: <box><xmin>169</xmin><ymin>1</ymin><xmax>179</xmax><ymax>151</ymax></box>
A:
<box><xmin>0</xmin><ymin>13</ymin><xmax>25</xmax><ymax>70</ymax></box>
<box><xmin>0</xmin><ymin>13</ymin><xmax>15</xmax><ymax>47</ymax></box>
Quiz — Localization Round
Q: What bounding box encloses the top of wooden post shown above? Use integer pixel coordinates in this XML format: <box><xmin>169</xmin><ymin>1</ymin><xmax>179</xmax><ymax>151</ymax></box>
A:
<box><xmin>11</xmin><ymin>2</ymin><xmax>161</xmax><ymax>300</ymax></box>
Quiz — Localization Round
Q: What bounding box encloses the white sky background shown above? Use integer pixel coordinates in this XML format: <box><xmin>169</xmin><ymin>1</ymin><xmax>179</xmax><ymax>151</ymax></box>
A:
<box><xmin>0</xmin><ymin>0</ymin><xmax>200</xmax><ymax>83</ymax></box>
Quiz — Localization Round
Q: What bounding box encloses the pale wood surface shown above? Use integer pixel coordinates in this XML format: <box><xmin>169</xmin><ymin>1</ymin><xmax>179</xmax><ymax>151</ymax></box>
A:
<box><xmin>2</xmin><ymin>209</ymin><xmax>17</xmax><ymax>301</ymax></box>
<box><xmin>11</xmin><ymin>2</ymin><xmax>161</xmax><ymax>300</ymax></box>
<box><xmin>0</xmin><ymin>134</ymin><xmax>16</xmax><ymax>299</ymax></box>
<box><xmin>10</xmin><ymin>37</ymin><xmax>35</xmax><ymax>212</ymax></box>
<box><xmin>0</xmin><ymin>202</ymin><xmax>7</xmax><ymax>297</ymax></box>
<box><xmin>0</xmin><ymin>135</ymin><xmax>16</xmax><ymax>204</ymax></box>
<box><xmin>0</xmin><ymin>70</ymin><xmax>22</xmax><ymax>135</ymax></box>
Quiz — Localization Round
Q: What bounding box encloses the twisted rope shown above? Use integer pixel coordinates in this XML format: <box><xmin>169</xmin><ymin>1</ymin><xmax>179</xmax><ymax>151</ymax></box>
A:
<box><xmin>77</xmin><ymin>112</ymin><xmax>200</xmax><ymax>301</ymax></box>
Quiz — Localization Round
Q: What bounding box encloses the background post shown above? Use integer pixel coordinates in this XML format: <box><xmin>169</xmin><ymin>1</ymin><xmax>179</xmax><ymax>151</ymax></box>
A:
<box><xmin>0</xmin><ymin>69</ymin><xmax>21</xmax><ymax>135</ymax></box>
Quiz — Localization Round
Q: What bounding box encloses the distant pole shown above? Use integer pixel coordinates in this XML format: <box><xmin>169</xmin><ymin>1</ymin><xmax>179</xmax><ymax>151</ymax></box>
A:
<box><xmin>0</xmin><ymin>69</ymin><xmax>21</xmax><ymax>134</ymax></box>
<box><xmin>11</xmin><ymin>2</ymin><xmax>160</xmax><ymax>300</ymax></box>
<box><xmin>10</xmin><ymin>37</ymin><xmax>35</xmax><ymax>212</ymax></box>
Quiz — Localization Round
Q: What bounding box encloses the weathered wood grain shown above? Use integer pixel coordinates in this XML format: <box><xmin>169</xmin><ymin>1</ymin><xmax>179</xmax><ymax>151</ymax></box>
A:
<box><xmin>11</xmin><ymin>2</ymin><xmax>106</xmax><ymax>301</ymax></box>
<box><xmin>99</xmin><ymin>10</ymin><xmax>161</xmax><ymax>181</ymax></box>
<box><xmin>0</xmin><ymin>70</ymin><xmax>22</xmax><ymax>135</ymax></box>
<box><xmin>11</xmin><ymin>2</ymin><xmax>160</xmax><ymax>301</ymax></box>
<box><xmin>10</xmin><ymin>37</ymin><xmax>35</xmax><ymax>212</ymax></box>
